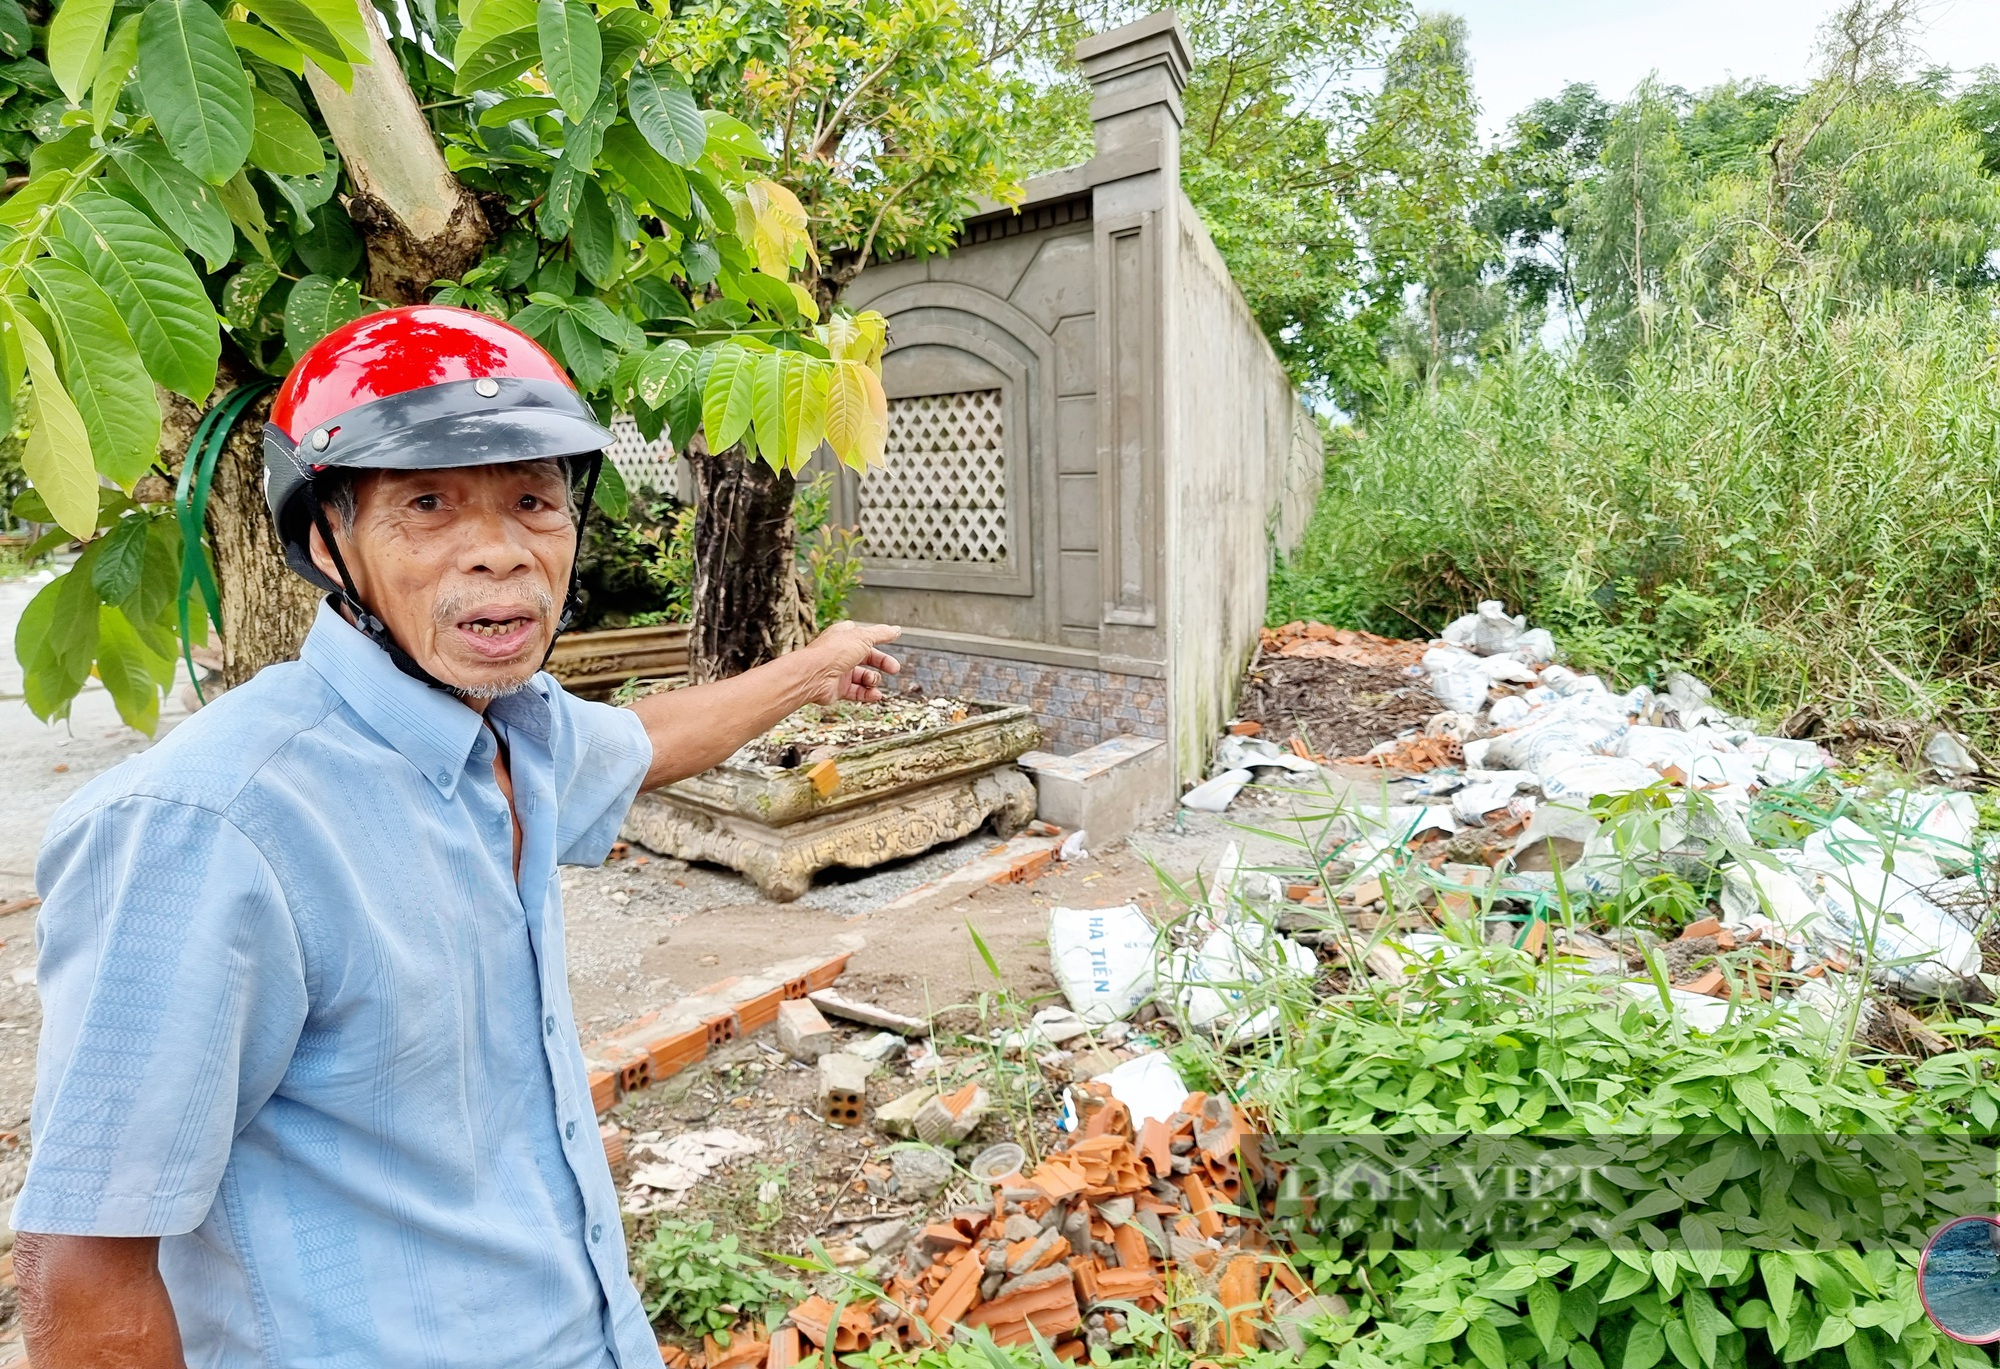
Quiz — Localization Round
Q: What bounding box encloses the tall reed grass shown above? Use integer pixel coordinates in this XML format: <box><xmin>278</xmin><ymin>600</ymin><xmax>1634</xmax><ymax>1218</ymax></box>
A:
<box><xmin>1270</xmin><ymin>293</ymin><xmax>2000</xmax><ymax>730</ymax></box>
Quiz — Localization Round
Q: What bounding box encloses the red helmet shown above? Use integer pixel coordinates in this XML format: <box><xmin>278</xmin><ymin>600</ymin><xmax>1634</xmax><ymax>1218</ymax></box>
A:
<box><xmin>263</xmin><ymin>304</ymin><xmax>614</xmax><ymax>592</ymax></box>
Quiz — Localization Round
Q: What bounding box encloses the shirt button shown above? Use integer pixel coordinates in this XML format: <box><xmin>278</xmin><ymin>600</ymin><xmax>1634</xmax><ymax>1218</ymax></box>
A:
<box><xmin>435</xmin><ymin>772</ymin><xmax>450</xmax><ymax>786</ymax></box>
<box><xmin>565</xmin><ymin>1120</ymin><xmax>576</xmax><ymax>1140</ymax></box>
<box><xmin>545</xmin><ymin>1015</ymin><xmax>555</xmax><ymax>1036</ymax></box>
<box><xmin>590</xmin><ymin>1223</ymin><xmax>602</xmax><ymax>1244</ymax></box>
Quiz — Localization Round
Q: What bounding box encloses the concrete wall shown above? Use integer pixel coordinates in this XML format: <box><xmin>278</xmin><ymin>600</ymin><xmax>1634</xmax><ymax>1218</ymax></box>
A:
<box><xmin>837</xmin><ymin>10</ymin><xmax>1320</xmax><ymax>786</ymax></box>
<box><xmin>1164</xmin><ymin>195</ymin><xmax>1324</xmax><ymax>777</ymax></box>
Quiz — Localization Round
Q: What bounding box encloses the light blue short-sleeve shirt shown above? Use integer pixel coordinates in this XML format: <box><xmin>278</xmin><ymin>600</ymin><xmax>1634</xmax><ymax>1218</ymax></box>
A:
<box><xmin>16</xmin><ymin>601</ymin><xmax>664</xmax><ymax>1369</ymax></box>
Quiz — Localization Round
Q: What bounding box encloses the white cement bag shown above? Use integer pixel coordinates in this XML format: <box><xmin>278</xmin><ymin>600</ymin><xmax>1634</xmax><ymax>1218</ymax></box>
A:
<box><xmin>1541</xmin><ymin>756</ymin><xmax>1661</xmax><ymax>801</ymax></box>
<box><xmin>1049</xmin><ymin>904</ymin><xmax>1157</xmax><ymax>1024</ymax></box>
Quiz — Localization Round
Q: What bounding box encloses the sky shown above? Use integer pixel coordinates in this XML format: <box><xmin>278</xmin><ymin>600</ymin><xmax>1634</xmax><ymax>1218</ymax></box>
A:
<box><xmin>1439</xmin><ymin>0</ymin><xmax>2000</xmax><ymax>139</ymax></box>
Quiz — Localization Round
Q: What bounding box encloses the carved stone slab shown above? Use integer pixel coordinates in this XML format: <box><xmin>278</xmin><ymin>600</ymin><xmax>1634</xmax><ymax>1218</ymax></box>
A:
<box><xmin>663</xmin><ymin>702</ymin><xmax>1041</xmax><ymax>828</ymax></box>
<box><xmin>623</xmin><ymin>763</ymin><xmax>1038</xmax><ymax>901</ymax></box>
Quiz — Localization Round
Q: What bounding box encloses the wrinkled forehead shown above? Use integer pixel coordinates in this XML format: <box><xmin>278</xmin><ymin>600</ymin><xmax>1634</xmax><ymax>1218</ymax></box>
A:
<box><xmin>356</xmin><ymin>457</ymin><xmax>573</xmax><ymax>502</ymax></box>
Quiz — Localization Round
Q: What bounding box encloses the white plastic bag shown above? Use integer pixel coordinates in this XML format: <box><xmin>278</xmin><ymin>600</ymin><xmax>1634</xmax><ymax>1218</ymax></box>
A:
<box><xmin>1182</xmin><ymin>769</ymin><xmax>1252</xmax><ymax>812</ymax></box>
<box><xmin>1091</xmin><ymin>1052</ymin><xmax>1188</xmax><ymax>1127</ymax></box>
<box><xmin>1471</xmin><ymin>601</ymin><xmax>1525</xmax><ymax>656</ymax></box>
<box><xmin>1049</xmin><ymin>904</ymin><xmax>1157</xmax><ymax>1024</ymax></box>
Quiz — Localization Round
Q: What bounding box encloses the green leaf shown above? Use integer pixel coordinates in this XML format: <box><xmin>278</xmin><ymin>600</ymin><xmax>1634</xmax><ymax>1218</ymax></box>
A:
<box><xmin>90</xmin><ymin>13</ymin><xmax>140</xmax><ymax>134</ymax></box>
<box><xmin>601</xmin><ymin>122</ymin><xmax>689</xmax><ymax>217</ymax></box>
<box><xmin>58</xmin><ymin>192</ymin><xmax>221</xmax><ymax>401</ymax></box>
<box><xmin>1843</xmin><ymin>1328</ymin><xmax>1878</xmax><ymax>1369</ymax></box>
<box><xmin>0</xmin><ymin>1</ymin><xmax>30</xmax><ymax>59</ymax></box>
<box><xmin>569</xmin><ymin>296</ymin><xmax>642</xmax><ymax>349</ymax></box>
<box><xmin>89</xmin><ymin>511</ymin><xmax>149</xmax><ymax>606</ymax></box>
<box><xmin>1623</xmin><ymin>1320</ymin><xmax>1665</xmax><ymax>1369</ymax></box>
<box><xmin>1815</xmin><ymin>1316</ymin><xmax>1855</xmax><ymax>1352</ymax></box>
<box><xmin>18</xmin><ymin>568</ymin><xmax>96</xmax><ymax>721</ymax></box>
<box><xmin>1732</xmin><ymin>1077</ymin><xmax>1777</xmax><ymax>1131</ymax></box>
<box><xmin>108</xmin><ymin>139</ymin><xmax>235</xmax><ymax>270</ymax></box>
<box><xmin>248</xmin><ymin>87</ymin><xmax>323</xmax><ymax>176</ymax></box>
<box><xmin>782</xmin><ymin>354</ymin><xmax>827</xmax><ymax>469</ymax></box>
<box><xmin>1465</xmin><ymin>1318</ymin><xmax>1507</xmax><ymax>1369</ymax></box>
<box><xmin>454</xmin><ymin>27</ymin><xmax>538</xmax><ymax>93</ymax></box>
<box><xmin>245</xmin><ymin>0</ymin><xmax>348</xmax><ymax>66</ymax></box>
<box><xmin>539</xmin><ymin>160</ymin><xmax>582</xmax><ymax>240</ymax></box>
<box><xmin>283</xmin><ymin>273</ymin><xmax>364</xmax><ymax>357</ymax></box>
<box><xmin>751</xmin><ymin>349</ymin><xmax>788</xmax><ymax>464</ymax></box>
<box><xmin>96</xmin><ymin>603</ymin><xmax>163</xmax><ymax>733</ymax></box>
<box><xmin>291</xmin><ymin>196</ymin><xmax>361</xmax><ymax>276</ymax></box>
<box><xmin>537</xmin><ymin>0</ymin><xmax>599</xmax><ymax>123</ymax></box>
<box><xmin>553</xmin><ymin>309</ymin><xmax>607</xmax><ymax>391</ymax></box>
<box><xmin>702</xmin><ymin>110</ymin><xmax>771</xmax><ymax>161</ymax></box>
<box><xmin>455</xmin><ymin>0</ymin><xmax>534</xmax><ymax>60</ymax></box>
<box><xmin>1683</xmin><ymin>1287</ymin><xmax>1720</xmax><ymax>1367</ymax></box>
<box><xmin>26</xmin><ymin>256</ymin><xmax>161</xmax><ymax>487</ymax></box>
<box><xmin>479</xmin><ymin>94</ymin><xmax>558</xmax><ymax>125</ymax></box>
<box><xmin>14</xmin><ymin>310</ymin><xmax>98</xmax><ymax>540</ymax></box>
<box><xmin>217</xmin><ymin>170</ymin><xmax>271</xmax><ymax>259</ymax></box>
<box><xmin>1604</xmin><ymin>1263</ymin><xmax>1652</xmax><ymax>1302</ymax></box>
<box><xmin>294</xmin><ymin>0</ymin><xmax>369</xmax><ymax>60</ymax></box>
<box><xmin>48</xmin><ymin>0</ymin><xmax>117</xmax><ymax>105</ymax></box>
<box><xmin>703</xmin><ymin>345</ymin><xmax>754</xmax><ymax>452</ymax></box>
<box><xmin>223</xmin><ymin>260</ymin><xmax>280</xmax><ymax>328</ymax></box>
<box><xmin>592</xmin><ymin>456</ymin><xmax>628</xmax><ymax>519</ymax></box>
<box><xmin>1528</xmin><ymin>1280</ymin><xmax>1563</xmax><ymax>1352</ymax></box>
<box><xmin>559</xmin><ymin>82</ymin><xmax>617</xmax><ymax>169</ymax></box>
<box><xmin>228</xmin><ymin>20</ymin><xmax>304</xmax><ymax>75</ymax></box>
<box><xmin>627</xmin><ymin>64</ymin><xmax>705</xmax><ymax>167</ymax></box>
<box><xmin>636</xmin><ymin>339</ymin><xmax>696</xmax><ymax>409</ymax></box>
<box><xmin>137</xmin><ymin>0</ymin><xmax>255</xmax><ymax>184</ymax></box>
<box><xmin>0</xmin><ymin>170</ymin><xmax>74</xmax><ymax>229</ymax></box>
<box><xmin>1569</xmin><ymin>1344</ymin><xmax>1604</xmax><ymax>1369</ymax></box>
<box><xmin>1762</xmin><ymin>1253</ymin><xmax>1796</xmax><ymax>1326</ymax></box>
<box><xmin>569</xmin><ymin>177</ymin><xmax>616</xmax><ymax>289</ymax></box>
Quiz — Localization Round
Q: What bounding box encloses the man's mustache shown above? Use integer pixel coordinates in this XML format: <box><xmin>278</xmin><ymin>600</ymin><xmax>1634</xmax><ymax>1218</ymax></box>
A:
<box><xmin>431</xmin><ymin>588</ymin><xmax>556</xmax><ymax>630</ymax></box>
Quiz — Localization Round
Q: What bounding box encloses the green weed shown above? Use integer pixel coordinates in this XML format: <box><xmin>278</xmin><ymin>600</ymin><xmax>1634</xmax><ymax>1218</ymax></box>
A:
<box><xmin>632</xmin><ymin>1217</ymin><xmax>803</xmax><ymax>1338</ymax></box>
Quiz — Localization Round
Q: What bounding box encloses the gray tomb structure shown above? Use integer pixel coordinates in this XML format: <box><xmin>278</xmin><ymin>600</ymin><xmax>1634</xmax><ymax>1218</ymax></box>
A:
<box><xmin>831</xmin><ymin>9</ymin><xmax>1323</xmax><ymax>789</ymax></box>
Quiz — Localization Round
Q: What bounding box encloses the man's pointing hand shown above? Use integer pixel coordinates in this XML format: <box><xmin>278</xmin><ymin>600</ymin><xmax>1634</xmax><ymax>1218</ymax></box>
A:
<box><xmin>804</xmin><ymin>622</ymin><xmax>903</xmax><ymax>704</ymax></box>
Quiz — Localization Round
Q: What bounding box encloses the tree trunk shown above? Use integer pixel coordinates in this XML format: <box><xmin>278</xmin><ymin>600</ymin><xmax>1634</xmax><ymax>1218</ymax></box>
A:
<box><xmin>687</xmin><ymin>432</ymin><xmax>813</xmax><ymax>682</ymax></box>
<box><xmin>304</xmin><ymin>2</ymin><xmax>491</xmax><ymax>303</ymax></box>
<box><xmin>157</xmin><ymin>365</ymin><xmax>323</xmax><ymax>690</ymax></box>
<box><xmin>207</xmin><ymin>390</ymin><xmax>322</xmax><ymax>687</ymax></box>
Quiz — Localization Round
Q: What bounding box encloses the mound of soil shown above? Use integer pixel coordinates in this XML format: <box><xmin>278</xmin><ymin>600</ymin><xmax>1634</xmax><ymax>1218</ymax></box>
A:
<box><xmin>1235</xmin><ymin>655</ymin><xmax>1439</xmax><ymax>759</ymax></box>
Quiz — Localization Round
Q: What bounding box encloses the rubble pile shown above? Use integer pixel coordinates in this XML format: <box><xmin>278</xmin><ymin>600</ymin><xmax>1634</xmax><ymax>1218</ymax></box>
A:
<box><xmin>1203</xmin><ymin>601</ymin><xmax>1999</xmax><ymax>1011</ymax></box>
<box><xmin>678</xmin><ymin>1087</ymin><xmax>1325</xmax><ymax>1368</ymax></box>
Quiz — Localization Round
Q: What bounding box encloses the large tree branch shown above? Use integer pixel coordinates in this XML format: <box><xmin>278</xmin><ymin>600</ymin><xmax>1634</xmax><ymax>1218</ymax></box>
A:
<box><xmin>304</xmin><ymin>0</ymin><xmax>490</xmax><ymax>302</ymax></box>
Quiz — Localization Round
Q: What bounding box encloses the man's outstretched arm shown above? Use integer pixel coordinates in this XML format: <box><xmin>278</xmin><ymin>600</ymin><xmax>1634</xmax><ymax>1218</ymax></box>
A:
<box><xmin>17</xmin><ymin>1233</ymin><xmax>185</xmax><ymax>1367</ymax></box>
<box><xmin>627</xmin><ymin>621</ymin><xmax>902</xmax><ymax>791</ymax></box>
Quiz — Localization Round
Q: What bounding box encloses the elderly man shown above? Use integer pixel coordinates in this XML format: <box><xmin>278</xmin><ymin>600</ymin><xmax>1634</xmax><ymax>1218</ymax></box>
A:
<box><xmin>12</xmin><ymin>307</ymin><xmax>900</xmax><ymax>1367</ymax></box>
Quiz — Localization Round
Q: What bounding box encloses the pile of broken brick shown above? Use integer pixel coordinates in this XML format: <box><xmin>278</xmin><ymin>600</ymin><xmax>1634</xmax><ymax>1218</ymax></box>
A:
<box><xmin>664</xmin><ymin>1086</ymin><xmax>1338</xmax><ymax>1369</ymax></box>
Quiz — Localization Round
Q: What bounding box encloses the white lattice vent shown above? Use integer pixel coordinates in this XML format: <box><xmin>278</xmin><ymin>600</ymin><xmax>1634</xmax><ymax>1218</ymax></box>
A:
<box><xmin>859</xmin><ymin>390</ymin><xmax>1008</xmax><ymax>563</ymax></box>
<box><xmin>605</xmin><ymin>413</ymin><xmax>680</xmax><ymax>496</ymax></box>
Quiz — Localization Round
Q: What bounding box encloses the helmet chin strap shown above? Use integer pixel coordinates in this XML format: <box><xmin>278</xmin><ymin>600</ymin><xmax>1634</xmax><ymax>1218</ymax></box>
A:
<box><xmin>307</xmin><ymin>455</ymin><xmax>603</xmax><ymax>694</ymax></box>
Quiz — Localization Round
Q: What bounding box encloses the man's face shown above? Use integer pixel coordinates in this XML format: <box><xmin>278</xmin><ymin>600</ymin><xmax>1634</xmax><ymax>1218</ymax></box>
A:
<box><xmin>309</xmin><ymin>460</ymin><xmax>577</xmax><ymax>700</ymax></box>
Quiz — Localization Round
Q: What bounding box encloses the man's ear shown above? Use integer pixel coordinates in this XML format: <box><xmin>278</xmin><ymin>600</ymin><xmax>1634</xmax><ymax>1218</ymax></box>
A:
<box><xmin>307</xmin><ymin>515</ymin><xmax>344</xmax><ymax>589</ymax></box>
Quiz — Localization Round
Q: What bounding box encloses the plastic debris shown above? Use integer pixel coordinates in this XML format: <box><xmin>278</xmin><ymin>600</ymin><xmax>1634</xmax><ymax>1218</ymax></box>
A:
<box><xmin>623</xmin><ymin>1129</ymin><xmax>764</xmax><ymax>1214</ymax></box>
<box><xmin>1181</xmin><ymin>768</ymin><xmax>1253</xmax><ymax>812</ymax></box>
<box><xmin>1926</xmin><ymin>730</ymin><xmax>1979</xmax><ymax>779</ymax></box>
<box><xmin>1089</xmin><ymin>1051</ymin><xmax>1189</xmax><ymax>1127</ymax></box>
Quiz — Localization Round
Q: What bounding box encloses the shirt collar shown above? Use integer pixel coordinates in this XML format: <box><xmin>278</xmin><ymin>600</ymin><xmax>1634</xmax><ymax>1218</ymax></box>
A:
<box><xmin>298</xmin><ymin>599</ymin><xmax>541</xmax><ymax>798</ymax></box>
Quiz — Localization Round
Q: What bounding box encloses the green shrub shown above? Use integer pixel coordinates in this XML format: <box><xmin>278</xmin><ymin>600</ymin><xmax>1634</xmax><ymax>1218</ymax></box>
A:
<box><xmin>1259</xmin><ymin>935</ymin><xmax>2000</xmax><ymax>1369</ymax></box>
<box><xmin>631</xmin><ymin>1217</ymin><xmax>802</xmax><ymax>1337</ymax></box>
<box><xmin>1268</xmin><ymin>292</ymin><xmax>2000</xmax><ymax>732</ymax></box>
